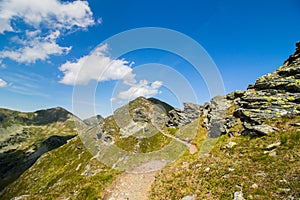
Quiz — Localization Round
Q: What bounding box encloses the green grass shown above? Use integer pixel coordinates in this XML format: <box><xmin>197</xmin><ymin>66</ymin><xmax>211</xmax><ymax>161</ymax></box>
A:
<box><xmin>150</xmin><ymin>116</ymin><xmax>300</xmax><ymax>199</ymax></box>
<box><xmin>115</xmin><ymin>135</ymin><xmax>138</xmax><ymax>152</ymax></box>
<box><xmin>101</xmin><ymin>116</ymin><xmax>120</xmax><ymax>136</ymax></box>
<box><xmin>166</xmin><ymin>127</ymin><xmax>178</xmax><ymax>135</ymax></box>
<box><xmin>114</xmin><ymin>132</ymin><xmax>172</xmax><ymax>153</ymax></box>
<box><xmin>1</xmin><ymin>137</ymin><xmax>119</xmax><ymax>200</ymax></box>
<box><xmin>0</xmin><ymin>113</ymin><xmax>81</xmax><ymax>190</ymax></box>
<box><xmin>139</xmin><ymin>132</ymin><xmax>172</xmax><ymax>153</ymax></box>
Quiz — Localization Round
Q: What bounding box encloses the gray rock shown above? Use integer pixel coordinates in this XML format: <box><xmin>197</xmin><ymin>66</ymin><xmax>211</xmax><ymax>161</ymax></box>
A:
<box><xmin>83</xmin><ymin>115</ymin><xmax>103</xmax><ymax>126</ymax></box>
<box><xmin>132</xmin><ymin>107</ymin><xmax>149</xmax><ymax>122</ymax></box>
<box><xmin>167</xmin><ymin>109</ymin><xmax>184</xmax><ymax>127</ymax></box>
<box><xmin>228</xmin><ymin>43</ymin><xmax>300</xmax><ymax>137</ymax></box>
<box><xmin>103</xmin><ymin>135</ymin><xmax>113</xmax><ymax>144</ymax></box>
<box><xmin>251</xmin><ymin>124</ymin><xmax>277</xmax><ymax>135</ymax></box>
<box><xmin>269</xmin><ymin>151</ymin><xmax>277</xmax><ymax>156</ymax></box>
<box><xmin>291</xmin><ymin>122</ymin><xmax>300</xmax><ymax>126</ymax></box>
<box><xmin>222</xmin><ymin>174</ymin><xmax>230</xmax><ymax>179</ymax></box>
<box><xmin>167</xmin><ymin>103</ymin><xmax>203</xmax><ymax>127</ymax></box>
<box><xmin>207</xmin><ymin>96</ymin><xmax>233</xmax><ymax>138</ymax></box>
<box><xmin>264</xmin><ymin>142</ymin><xmax>281</xmax><ymax>150</ymax></box>
<box><xmin>182</xmin><ymin>194</ymin><xmax>196</xmax><ymax>200</ymax></box>
<box><xmin>233</xmin><ymin>191</ymin><xmax>245</xmax><ymax>200</ymax></box>
<box><xmin>183</xmin><ymin>102</ymin><xmax>203</xmax><ymax>117</ymax></box>
<box><xmin>10</xmin><ymin>195</ymin><xmax>31</xmax><ymax>200</ymax></box>
<box><xmin>226</xmin><ymin>90</ymin><xmax>245</xmax><ymax>100</ymax></box>
<box><xmin>222</xmin><ymin>141</ymin><xmax>238</xmax><ymax>149</ymax></box>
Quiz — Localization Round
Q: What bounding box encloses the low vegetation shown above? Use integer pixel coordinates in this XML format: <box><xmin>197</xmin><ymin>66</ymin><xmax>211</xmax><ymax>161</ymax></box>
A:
<box><xmin>150</xmin><ymin>116</ymin><xmax>300</xmax><ymax>199</ymax></box>
<box><xmin>1</xmin><ymin>137</ymin><xmax>119</xmax><ymax>200</ymax></box>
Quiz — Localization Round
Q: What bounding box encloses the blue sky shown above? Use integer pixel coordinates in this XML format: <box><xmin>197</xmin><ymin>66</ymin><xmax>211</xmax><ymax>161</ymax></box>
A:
<box><xmin>0</xmin><ymin>0</ymin><xmax>299</xmax><ymax>119</ymax></box>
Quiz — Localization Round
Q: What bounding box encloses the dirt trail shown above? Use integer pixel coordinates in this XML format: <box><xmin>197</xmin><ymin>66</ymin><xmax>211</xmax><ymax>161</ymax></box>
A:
<box><xmin>103</xmin><ymin>106</ymin><xmax>198</xmax><ymax>200</ymax></box>
<box><xmin>103</xmin><ymin>159</ymin><xmax>168</xmax><ymax>200</ymax></box>
<box><xmin>149</xmin><ymin>107</ymin><xmax>198</xmax><ymax>154</ymax></box>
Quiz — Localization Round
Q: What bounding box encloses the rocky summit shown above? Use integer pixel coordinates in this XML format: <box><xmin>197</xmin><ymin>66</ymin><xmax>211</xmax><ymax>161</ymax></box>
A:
<box><xmin>0</xmin><ymin>42</ymin><xmax>300</xmax><ymax>200</ymax></box>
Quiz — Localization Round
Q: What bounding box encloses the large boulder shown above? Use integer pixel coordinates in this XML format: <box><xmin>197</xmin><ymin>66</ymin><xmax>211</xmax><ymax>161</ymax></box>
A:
<box><xmin>206</xmin><ymin>96</ymin><xmax>235</xmax><ymax>138</ymax></box>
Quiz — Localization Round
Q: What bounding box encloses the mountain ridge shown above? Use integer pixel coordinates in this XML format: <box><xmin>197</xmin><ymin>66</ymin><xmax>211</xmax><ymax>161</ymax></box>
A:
<box><xmin>0</xmin><ymin>106</ymin><xmax>81</xmax><ymax>191</ymax></box>
<box><xmin>1</xmin><ymin>42</ymin><xmax>299</xmax><ymax>199</ymax></box>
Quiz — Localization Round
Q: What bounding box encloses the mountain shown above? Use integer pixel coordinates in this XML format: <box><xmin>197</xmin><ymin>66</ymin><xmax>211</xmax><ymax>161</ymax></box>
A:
<box><xmin>0</xmin><ymin>97</ymin><xmax>182</xmax><ymax>199</ymax></box>
<box><xmin>0</xmin><ymin>107</ymin><xmax>81</xmax><ymax>191</ymax></box>
<box><xmin>1</xmin><ymin>42</ymin><xmax>300</xmax><ymax>199</ymax></box>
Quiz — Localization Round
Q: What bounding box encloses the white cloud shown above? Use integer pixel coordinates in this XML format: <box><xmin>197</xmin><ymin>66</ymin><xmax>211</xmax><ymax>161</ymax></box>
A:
<box><xmin>0</xmin><ymin>78</ymin><xmax>7</xmax><ymax>88</ymax></box>
<box><xmin>151</xmin><ymin>80</ymin><xmax>163</xmax><ymax>89</ymax></box>
<box><xmin>0</xmin><ymin>0</ymin><xmax>95</xmax><ymax>33</ymax></box>
<box><xmin>59</xmin><ymin>42</ymin><xmax>163</xmax><ymax>101</ymax></box>
<box><xmin>0</xmin><ymin>0</ymin><xmax>97</xmax><ymax>64</ymax></box>
<box><xmin>1</xmin><ymin>31</ymin><xmax>71</xmax><ymax>63</ymax></box>
<box><xmin>118</xmin><ymin>80</ymin><xmax>163</xmax><ymax>100</ymax></box>
<box><xmin>59</xmin><ymin>43</ymin><xmax>135</xmax><ymax>85</ymax></box>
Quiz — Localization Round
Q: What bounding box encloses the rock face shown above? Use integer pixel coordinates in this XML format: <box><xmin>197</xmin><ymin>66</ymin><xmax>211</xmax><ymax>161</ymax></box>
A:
<box><xmin>167</xmin><ymin>103</ymin><xmax>203</xmax><ymax>127</ymax></box>
<box><xmin>167</xmin><ymin>42</ymin><xmax>300</xmax><ymax>137</ymax></box>
<box><xmin>231</xmin><ymin>42</ymin><xmax>300</xmax><ymax>136</ymax></box>
<box><xmin>167</xmin><ymin>96</ymin><xmax>236</xmax><ymax>138</ymax></box>
<box><xmin>205</xmin><ymin>96</ymin><xmax>234</xmax><ymax>138</ymax></box>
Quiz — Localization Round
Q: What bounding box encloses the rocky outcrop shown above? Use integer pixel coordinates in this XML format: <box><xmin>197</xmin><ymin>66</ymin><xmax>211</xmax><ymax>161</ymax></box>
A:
<box><xmin>205</xmin><ymin>96</ymin><xmax>235</xmax><ymax>138</ymax></box>
<box><xmin>159</xmin><ymin>43</ymin><xmax>300</xmax><ymax>138</ymax></box>
<box><xmin>93</xmin><ymin>43</ymin><xmax>300</xmax><ymax>140</ymax></box>
<box><xmin>167</xmin><ymin>96</ymin><xmax>237</xmax><ymax>138</ymax></box>
<box><xmin>168</xmin><ymin>42</ymin><xmax>300</xmax><ymax>138</ymax></box>
<box><xmin>232</xmin><ymin>42</ymin><xmax>300</xmax><ymax>136</ymax></box>
<box><xmin>167</xmin><ymin>103</ymin><xmax>203</xmax><ymax>127</ymax></box>
<box><xmin>83</xmin><ymin>115</ymin><xmax>103</xmax><ymax>126</ymax></box>
<box><xmin>132</xmin><ymin>107</ymin><xmax>150</xmax><ymax>122</ymax></box>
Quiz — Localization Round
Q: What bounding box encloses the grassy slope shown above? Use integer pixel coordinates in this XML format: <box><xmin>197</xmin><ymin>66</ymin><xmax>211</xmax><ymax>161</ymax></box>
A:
<box><xmin>2</xmin><ymin>98</ymin><xmax>299</xmax><ymax>199</ymax></box>
<box><xmin>0</xmin><ymin>107</ymin><xmax>81</xmax><ymax>191</ymax></box>
<box><xmin>101</xmin><ymin>97</ymin><xmax>173</xmax><ymax>154</ymax></box>
<box><xmin>1</xmin><ymin>136</ymin><xmax>119</xmax><ymax>200</ymax></box>
<box><xmin>150</xmin><ymin>116</ymin><xmax>300</xmax><ymax>199</ymax></box>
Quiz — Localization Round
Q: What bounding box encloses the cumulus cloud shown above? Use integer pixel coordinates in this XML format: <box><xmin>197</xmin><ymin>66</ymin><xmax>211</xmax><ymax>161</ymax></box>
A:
<box><xmin>0</xmin><ymin>0</ymin><xmax>97</xmax><ymax>64</ymax></box>
<box><xmin>0</xmin><ymin>0</ymin><xmax>95</xmax><ymax>33</ymax></box>
<box><xmin>0</xmin><ymin>78</ymin><xmax>7</xmax><ymax>88</ymax></box>
<box><xmin>59</xmin><ymin>43</ymin><xmax>136</xmax><ymax>85</ymax></box>
<box><xmin>1</xmin><ymin>30</ymin><xmax>71</xmax><ymax>63</ymax></box>
<box><xmin>118</xmin><ymin>80</ymin><xmax>163</xmax><ymax>100</ymax></box>
<box><xmin>59</xmin><ymin>43</ymin><xmax>163</xmax><ymax>100</ymax></box>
